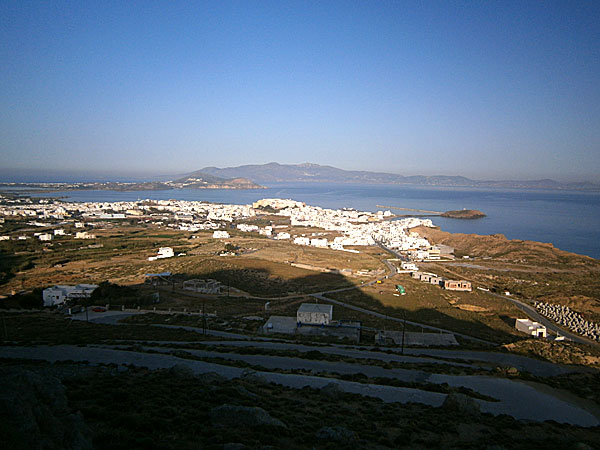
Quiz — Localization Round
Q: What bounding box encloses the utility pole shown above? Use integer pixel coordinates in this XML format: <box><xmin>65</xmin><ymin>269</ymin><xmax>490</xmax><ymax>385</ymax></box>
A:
<box><xmin>202</xmin><ymin>299</ymin><xmax>207</xmax><ymax>336</ymax></box>
<box><xmin>227</xmin><ymin>271</ymin><xmax>230</xmax><ymax>297</ymax></box>
<box><xmin>1</xmin><ymin>312</ymin><xmax>7</xmax><ymax>340</ymax></box>
<box><xmin>401</xmin><ymin>310</ymin><xmax>406</xmax><ymax>355</ymax></box>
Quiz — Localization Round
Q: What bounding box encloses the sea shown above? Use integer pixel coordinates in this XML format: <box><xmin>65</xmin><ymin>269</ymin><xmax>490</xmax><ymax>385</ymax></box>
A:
<box><xmin>23</xmin><ymin>183</ymin><xmax>600</xmax><ymax>260</ymax></box>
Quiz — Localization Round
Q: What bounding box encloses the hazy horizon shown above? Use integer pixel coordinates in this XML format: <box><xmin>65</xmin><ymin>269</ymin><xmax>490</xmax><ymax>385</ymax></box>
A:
<box><xmin>0</xmin><ymin>163</ymin><xmax>598</xmax><ymax>185</ymax></box>
<box><xmin>2</xmin><ymin>2</ymin><xmax>599</xmax><ymax>182</ymax></box>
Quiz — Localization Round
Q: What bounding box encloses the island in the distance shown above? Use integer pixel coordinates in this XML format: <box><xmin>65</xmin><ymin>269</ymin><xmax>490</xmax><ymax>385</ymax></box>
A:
<box><xmin>441</xmin><ymin>209</ymin><xmax>486</xmax><ymax>219</ymax></box>
<box><xmin>0</xmin><ymin>170</ymin><xmax>266</xmax><ymax>192</ymax></box>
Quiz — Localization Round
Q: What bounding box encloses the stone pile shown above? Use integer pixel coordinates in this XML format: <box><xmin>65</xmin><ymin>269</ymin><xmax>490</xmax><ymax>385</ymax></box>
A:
<box><xmin>534</xmin><ymin>301</ymin><xmax>600</xmax><ymax>341</ymax></box>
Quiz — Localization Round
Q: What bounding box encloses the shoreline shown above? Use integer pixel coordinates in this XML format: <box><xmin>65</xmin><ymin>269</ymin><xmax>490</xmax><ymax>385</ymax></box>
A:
<box><xmin>1</xmin><ymin>187</ymin><xmax>598</xmax><ymax>260</ymax></box>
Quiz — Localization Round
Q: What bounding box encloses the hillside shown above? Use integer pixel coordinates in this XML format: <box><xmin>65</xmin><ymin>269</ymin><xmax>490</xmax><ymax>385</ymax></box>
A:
<box><xmin>411</xmin><ymin>225</ymin><xmax>599</xmax><ymax>266</ymax></box>
<box><xmin>169</xmin><ymin>170</ymin><xmax>264</xmax><ymax>189</ymax></box>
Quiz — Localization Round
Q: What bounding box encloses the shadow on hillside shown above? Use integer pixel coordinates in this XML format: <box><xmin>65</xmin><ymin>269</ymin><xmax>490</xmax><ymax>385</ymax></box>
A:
<box><xmin>136</xmin><ymin>267</ymin><xmax>520</xmax><ymax>345</ymax></box>
<box><xmin>0</xmin><ymin>249</ymin><xmax>34</xmax><ymax>286</ymax></box>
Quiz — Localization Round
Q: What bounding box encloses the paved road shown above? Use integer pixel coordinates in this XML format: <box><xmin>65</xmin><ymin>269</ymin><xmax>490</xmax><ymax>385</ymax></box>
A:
<box><xmin>1</xmin><ymin>344</ymin><xmax>597</xmax><ymax>426</ymax></box>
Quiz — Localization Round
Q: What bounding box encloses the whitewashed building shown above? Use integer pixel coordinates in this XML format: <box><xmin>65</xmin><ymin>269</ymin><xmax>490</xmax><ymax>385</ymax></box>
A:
<box><xmin>212</xmin><ymin>230</ymin><xmax>230</xmax><ymax>239</ymax></box>
<box><xmin>401</xmin><ymin>262</ymin><xmax>418</xmax><ymax>271</ymax></box>
<box><xmin>297</xmin><ymin>303</ymin><xmax>333</xmax><ymax>325</ymax></box>
<box><xmin>75</xmin><ymin>231</ymin><xmax>95</xmax><ymax>239</ymax></box>
<box><xmin>43</xmin><ymin>284</ymin><xmax>98</xmax><ymax>307</ymax></box>
<box><xmin>157</xmin><ymin>247</ymin><xmax>174</xmax><ymax>258</ymax></box>
<box><xmin>237</xmin><ymin>224</ymin><xmax>259</xmax><ymax>232</ymax></box>
<box><xmin>149</xmin><ymin>247</ymin><xmax>174</xmax><ymax>261</ymax></box>
<box><xmin>293</xmin><ymin>237</ymin><xmax>310</xmax><ymax>246</ymax></box>
<box><xmin>515</xmin><ymin>319</ymin><xmax>547</xmax><ymax>338</ymax></box>
<box><xmin>310</xmin><ymin>238</ymin><xmax>328</xmax><ymax>248</ymax></box>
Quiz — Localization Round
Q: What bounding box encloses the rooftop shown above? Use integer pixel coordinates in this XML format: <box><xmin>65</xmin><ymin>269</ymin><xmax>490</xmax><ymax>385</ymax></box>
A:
<box><xmin>297</xmin><ymin>303</ymin><xmax>333</xmax><ymax>315</ymax></box>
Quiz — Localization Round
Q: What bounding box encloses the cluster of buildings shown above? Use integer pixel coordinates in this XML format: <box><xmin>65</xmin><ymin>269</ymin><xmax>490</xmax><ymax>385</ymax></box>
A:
<box><xmin>534</xmin><ymin>301</ymin><xmax>600</xmax><ymax>342</ymax></box>
<box><xmin>1</xmin><ymin>195</ymin><xmax>441</xmax><ymax>260</ymax></box>
<box><xmin>246</xmin><ymin>199</ymin><xmax>438</xmax><ymax>255</ymax></box>
<box><xmin>410</xmin><ymin>271</ymin><xmax>472</xmax><ymax>291</ymax></box>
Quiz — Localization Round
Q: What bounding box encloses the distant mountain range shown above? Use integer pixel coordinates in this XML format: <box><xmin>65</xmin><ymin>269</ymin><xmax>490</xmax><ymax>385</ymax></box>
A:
<box><xmin>198</xmin><ymin>162</ymin><xmax>600</xmax><ymax>191</ymax></box>
<box><xmin>2</xmin><ymin>163</ymin><xmax>597</xmax><ymax>192</ymax></box>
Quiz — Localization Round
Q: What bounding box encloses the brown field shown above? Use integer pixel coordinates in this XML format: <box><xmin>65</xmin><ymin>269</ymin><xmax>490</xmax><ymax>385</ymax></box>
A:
<box><xmin>3</xmin><ymin>219</ymin><xmax>599</xmax><ymax>348</ymax></box>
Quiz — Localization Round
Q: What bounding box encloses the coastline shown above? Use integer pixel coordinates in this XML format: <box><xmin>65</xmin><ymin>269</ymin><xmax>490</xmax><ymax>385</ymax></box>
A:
<box><xmin>6</xmin><ymin>183</ymin><xmax>597</xmax><ymax>259</ymax></box>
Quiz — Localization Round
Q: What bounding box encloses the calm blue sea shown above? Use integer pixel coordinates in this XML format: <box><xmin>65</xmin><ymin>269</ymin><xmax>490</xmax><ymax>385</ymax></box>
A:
<box><xmin>26</xmin><ymin>183</ymin><xmax>600</xmax><ymax>259</ymax></box>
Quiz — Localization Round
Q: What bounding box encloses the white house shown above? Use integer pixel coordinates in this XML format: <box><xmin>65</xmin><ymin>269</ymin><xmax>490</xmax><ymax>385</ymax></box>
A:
<box><xmin>157</xmin><ymin>247</ymin><xmax>174</xmax><ymax>258</ymax></box>
<box><xmin>297</xmin><ymin>303</ymin><xmax>333</xmax><ymax>325</ymax></box>
<box><xmin>38</xmin><ymin>233</ymin><xmax>52</xmax><ymax>241</ymax></box>
<box><xmin>75</xmin><ymin>231</ymin><xmax>95</xmax><ymax>239</ymax></box>
<box><xmin>275</xmin><ymin>232</ymin><xmax>291</xmax><ymax>240</ymax></box>
<box><xmin>53</xmin><ymin>229</ymin><xmax>65</xmax><ymax>236</ymax></box>
<box><xmin>310</xmin><ymin>238</ymin><xmax>328</xmax><ymax>248</ymax></box>
<box><xmin>293</xmin><ymin>237</ymin><xmax>310</xmax><ymax>246</ymax></box>
<box><xmin>212</xmin><ymin>230</ymin><xmax>230</xmax><ymax>239</ymax></box>
<box><xmin>237</xmin><ymin>224</ymin><xmax>259</xmax><ymax>232</ymax></box>
<box><xmin>149</xmin><ymin>247</ymin><xmax>174</xmax><ymax>261</ymax></box>
<box><xmin>401</xmin><ymin>262</ymin><xmax>418</xmax><ymax>271</ymax></box>
<box><xmin>43</xmin><ymin>284</ymin><xmax>98</xmax><ymax>307</ymax></box>
<box><xmin>515</xmin><ymin>318</ymin><xmax>547</xmax><ymax>338</ymax></box>
<box><xmin>258</xmin><ymin>228</ymin><xmax>272</xmax><ymax>236</ymax></box>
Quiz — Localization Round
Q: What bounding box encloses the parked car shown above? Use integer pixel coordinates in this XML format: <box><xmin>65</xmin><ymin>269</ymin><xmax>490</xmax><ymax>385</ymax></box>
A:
<box><xmin>92</xmin><ymin>307</ymin><xmax>106</xmax><ymax>312</ymax></box>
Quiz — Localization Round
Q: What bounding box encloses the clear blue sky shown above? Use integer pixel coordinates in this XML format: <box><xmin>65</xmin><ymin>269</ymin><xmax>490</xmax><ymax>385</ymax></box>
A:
<box><xmin>1</xmin><ymin>0</ymin><xmax>599</xmax><ymax>181</ymax></box>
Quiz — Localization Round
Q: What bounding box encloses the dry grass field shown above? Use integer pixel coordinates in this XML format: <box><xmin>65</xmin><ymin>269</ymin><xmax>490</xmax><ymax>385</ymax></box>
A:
<box><xmin>3</xmin><ymin>219</ymin><xmax>600</xmax><ymax>348</ymax></box>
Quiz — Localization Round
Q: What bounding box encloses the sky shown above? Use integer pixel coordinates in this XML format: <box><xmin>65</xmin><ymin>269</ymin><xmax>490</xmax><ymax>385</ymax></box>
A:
<box><xmin>1</xmin><ymin>1</ymin><xmax>599</xmax><ymax>182</ymax></box>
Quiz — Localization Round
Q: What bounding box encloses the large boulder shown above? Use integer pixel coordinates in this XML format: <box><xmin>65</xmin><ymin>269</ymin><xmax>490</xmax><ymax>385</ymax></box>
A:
<box><xmin>442</xmin><ymin>392</ymin><xmax>481</xmax><ymax>417</ymax></box>
<box><xmin>210</xmin><ymin>404</ymin><xmax>286</xmax><ymax>429</ymax></box>
<box><xmin>169</xmin><ymin>363</ymin><xmax>195</xmax><ymax>378</ymax></box>
<box><xmin>320</xmin><ymin>382</ymin><xmax>344</xmax><ymax>399</ymax></box>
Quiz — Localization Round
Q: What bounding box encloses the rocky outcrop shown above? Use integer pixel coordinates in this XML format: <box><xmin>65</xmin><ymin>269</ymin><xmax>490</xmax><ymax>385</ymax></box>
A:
<box><xmin>0</xmin><ymin>368</ymin><xmax>92</xmax><ymax>450</ymax></box>
<box><xmin>441</xmin><ymin>209</ymin><xmax>486</xmax><ymax>219</ymax></box>
<box><xmin>210</xmin><ymin>405</ymin><xmax>287</xmax><ymax>429</ymax></box>
<box><xmin>315</xmin><ymin>425</ymin><xmax>357</xmax><ymax>443</ymax></box>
